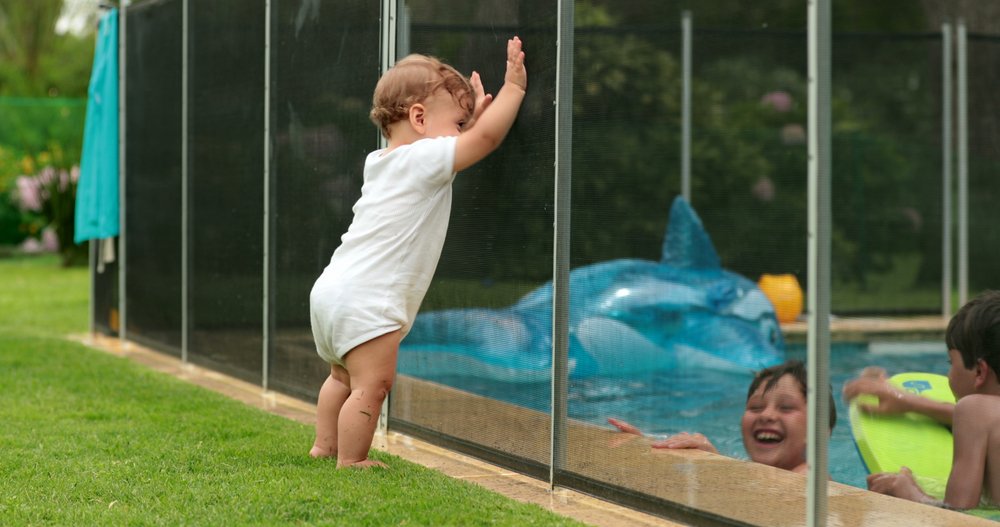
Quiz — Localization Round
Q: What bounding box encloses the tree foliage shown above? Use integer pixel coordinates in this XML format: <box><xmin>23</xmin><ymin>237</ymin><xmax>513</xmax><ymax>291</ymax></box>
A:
<box><xmin>0</xmin><ymin>0</ymin><xmax>95</xmax><ymax>97</ymax></box>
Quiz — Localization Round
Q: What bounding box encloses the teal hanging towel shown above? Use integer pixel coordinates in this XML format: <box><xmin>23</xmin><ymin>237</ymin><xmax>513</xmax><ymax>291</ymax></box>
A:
<box><xmin>75</xmin><ymin>9</ymin><xmax>119</xmax><ymax>243</ymax></box>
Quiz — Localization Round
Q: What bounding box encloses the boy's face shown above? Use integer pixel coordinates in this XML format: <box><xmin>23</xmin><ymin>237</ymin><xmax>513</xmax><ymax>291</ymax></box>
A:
<box><xmin>947</xmin><ymin>348</ymin><xmax>977</xmax><ymax>399</ymax></box>
<box><xmin>741</xmin><ymin>373</ymin><xmax>808</xmax><ymax>471</ymax></box>
<box><xmin>420</xmin><ymin>89</ymin><xmax>470</xmax><ymax>139</ymax></box>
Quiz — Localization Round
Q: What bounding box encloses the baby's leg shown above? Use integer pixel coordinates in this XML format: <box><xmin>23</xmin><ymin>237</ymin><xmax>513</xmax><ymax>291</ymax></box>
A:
<box><xmin>337</xmin><ymin>329</ymin><xmax>402</xmax><ymax>468</ymax></box>
<box><xmin>310</xmin><ymin>363</ymin><xmax>351</xmax><ymax>458</ymax></box>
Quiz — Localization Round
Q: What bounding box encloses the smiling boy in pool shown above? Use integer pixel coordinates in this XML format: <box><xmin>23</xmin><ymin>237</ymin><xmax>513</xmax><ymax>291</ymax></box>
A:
<box><xmin>610</xmin><ymin>359</ymin><xmax>836</xmax><ymax>473</ymax></box>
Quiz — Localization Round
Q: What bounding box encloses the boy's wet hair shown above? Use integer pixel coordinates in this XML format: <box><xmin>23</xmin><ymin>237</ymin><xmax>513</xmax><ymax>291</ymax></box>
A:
<box><xmin>370</xmin><ymin>54</ymin><xmax>475</xmax><ymax>139</ymax></box>
<box><xmin>746</xmin><ymin>359</ymin><xmax>837</xmax><ymax>431</ymax></box>
<box><xmin>946</xmin><ymin>289</ymin><xmax>1000</xmax><ymax>375</ymax></box>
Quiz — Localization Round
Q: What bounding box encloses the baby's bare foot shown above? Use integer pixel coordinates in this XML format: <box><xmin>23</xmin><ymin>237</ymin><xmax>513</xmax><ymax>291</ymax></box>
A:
<box><xmin>338</xmin><ymin>459</ymin><xmax>388</xmax><ymax>469</ymax></box>
<box><xmin>309</xmin><ymin>445</ymin><xmax>336</xmax><ymax>458</ymax></box>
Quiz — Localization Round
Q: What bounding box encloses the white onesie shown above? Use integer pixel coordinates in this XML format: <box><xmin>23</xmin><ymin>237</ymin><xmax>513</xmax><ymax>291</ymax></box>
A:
<box><xmin>310</xmin><ymin>136</ymin><xmax>457</xmax><ymax>365</ymax></box>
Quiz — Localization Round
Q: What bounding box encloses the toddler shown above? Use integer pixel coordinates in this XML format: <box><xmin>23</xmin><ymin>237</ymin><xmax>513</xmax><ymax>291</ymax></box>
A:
<box><xmin>309</xmin><ymin>37</ymin><xmax>527</xmax><ymax>468</ymax></box>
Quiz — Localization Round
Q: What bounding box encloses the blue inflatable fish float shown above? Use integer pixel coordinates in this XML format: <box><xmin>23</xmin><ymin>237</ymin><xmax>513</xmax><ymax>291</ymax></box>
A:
<box><xmin>399</xmin><ymin>196</ymin><xmax>785</xmax><ymax>382</ymax></box>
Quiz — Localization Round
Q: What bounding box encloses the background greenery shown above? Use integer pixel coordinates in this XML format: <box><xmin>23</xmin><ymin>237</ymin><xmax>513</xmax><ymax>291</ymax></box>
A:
<box><xmin>0</xmin><ymin>1</ymin><xmax>92</xmax><ymax>255</ymax></box>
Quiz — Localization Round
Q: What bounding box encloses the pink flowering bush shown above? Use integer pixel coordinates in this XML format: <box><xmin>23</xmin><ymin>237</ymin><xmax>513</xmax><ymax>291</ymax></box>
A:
<box><xmin>12</xmin><ymin>165</ymin><xmax>86</xmax><ymax>266</ymax></box>
<box><xmin>760</xmin><ymin>90</ymin><xmax>793</xmax><ymax>112</ymax></box>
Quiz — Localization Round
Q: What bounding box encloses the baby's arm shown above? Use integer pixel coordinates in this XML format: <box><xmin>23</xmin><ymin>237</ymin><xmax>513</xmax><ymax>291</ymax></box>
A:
<box><xmin>453</xmin><ymin>37</ymin><xmax>527</xmax><ymax>173</ymax></box>
<box><xmin>842</xmin><ymin>367</ymin><xmax>954</xmax><ymax>426</ymax></box>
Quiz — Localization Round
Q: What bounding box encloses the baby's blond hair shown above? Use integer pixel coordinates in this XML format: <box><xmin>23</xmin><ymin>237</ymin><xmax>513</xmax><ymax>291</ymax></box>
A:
<box><xmin>370</xmin><ymin>54</ymin><xmax>475</xmax><ymax>139</ymax></box>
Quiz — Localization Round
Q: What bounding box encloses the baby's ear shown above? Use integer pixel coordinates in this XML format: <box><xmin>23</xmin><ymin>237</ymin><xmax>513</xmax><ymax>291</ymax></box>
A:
<box><xmin>408</xmin><ymin>103</ymin><xmax>426</xmax><ymax>133</ymax></box>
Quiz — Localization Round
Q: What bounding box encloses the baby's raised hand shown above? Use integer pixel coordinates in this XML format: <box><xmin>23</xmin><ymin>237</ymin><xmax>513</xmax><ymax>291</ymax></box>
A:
<box><xmin>505</xmin><ymin>36</ymin><xmax>527</xmax><ymax>90</ymax></box>
<box><xmin>468</xmin><ymin>71</ymin><xmax>493</xmax><ymax>126</ymax></box>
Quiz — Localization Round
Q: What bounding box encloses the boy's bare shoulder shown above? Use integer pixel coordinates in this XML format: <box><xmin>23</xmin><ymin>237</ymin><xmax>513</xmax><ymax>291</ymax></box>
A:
<box><xmin>954</xmin><ymin>393</ymin><xmax>1000</xmax><ymax>422</ymax></box>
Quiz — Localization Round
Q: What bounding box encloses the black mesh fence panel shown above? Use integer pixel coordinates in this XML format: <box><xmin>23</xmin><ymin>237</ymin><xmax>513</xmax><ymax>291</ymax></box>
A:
<box><xmin>563</xmin><ymin>3</ymin><xmax>946</xmax><ymax>520</ymax></box>
<box><xmin>124</xmin><ymin>0</ymin><xmax>183</xmax><ymax>354</ymax></box>
<box><xmin>386</xmin><ymin>0</ymin><xmax>557</xmax><ymax>475</ymax></box>
<box><xmin>831</xmin><ymin>32</ymin><xmax>944</xmax><ymax>314</ymax></box>
<box><xmin>967</xmin><ymin>34</ymin><xmax>1000</xmax><ymax>295</ymax></box>
<box><xmin>91</xmin><ymin>241</ymin><xmax>118</xmax><ymax>336</ymax></box>
<box><xmin>186</xmin><ymin>0</ymin><xmax>265</xmax><ymax>383</ymax></box>
<box><xmin>563</xmin><ymin>5</ymin><xmax>797</xmax><ymax>518</ymax></box>
<box><xmin>687</xmin><ymin>27</ymin><xmax>807</xmax><ymax>297</ymax></box>
<box><xmin>268</xmin><ymin>2</ymin><xmax>381</xmax><ymax>399</ymax></box>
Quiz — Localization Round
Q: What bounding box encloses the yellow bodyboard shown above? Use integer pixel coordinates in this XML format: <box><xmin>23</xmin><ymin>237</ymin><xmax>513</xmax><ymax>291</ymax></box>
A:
<box><xmin>848</xmin><ymin>372</ymin><xmax>955</xmax><ymax>500</ymax></box>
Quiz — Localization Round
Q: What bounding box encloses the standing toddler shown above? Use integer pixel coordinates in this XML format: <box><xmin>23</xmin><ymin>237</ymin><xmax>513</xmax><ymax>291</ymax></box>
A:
<box><xmin>309</xmin><ymin>37</ymin><xmax>527</xmax><ymax>468</ymax></box>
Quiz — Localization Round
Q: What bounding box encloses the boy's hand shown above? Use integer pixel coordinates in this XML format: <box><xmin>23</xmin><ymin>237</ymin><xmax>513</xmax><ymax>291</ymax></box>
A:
<box><xmin>650</xmin><ymin>432</ymin><xmax>719</xmax><ymax>454</ymax></box>
<box><xmin>842</xmin><ymin>367</ymin><xmax>910</xmax><ymax>415</ymax></box>
<box><xmin>505</xmin><ymin>36</ymin><xmax>527</xmax><ymax>91</ymax></box>
<box><xmin>608</xmin><ymin>417</ymin><xmax>643</xmax><ymax>436</ymax></box>
<box><xmin>867</xmin><ymin>467</ymin><xmax>931</xmax><ymax>503</ymax></box>
<box><xmin>467</xmin><ymin>71</ymin><xmax>493</xmax><ymax>128</ymax></box>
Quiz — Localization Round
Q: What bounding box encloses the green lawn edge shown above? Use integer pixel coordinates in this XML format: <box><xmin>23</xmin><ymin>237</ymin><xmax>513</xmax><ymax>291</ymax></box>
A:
<box><xmin>0</xmin><ymin>255</ymin><xmax>585</xmax><ymax>527</ymax></box>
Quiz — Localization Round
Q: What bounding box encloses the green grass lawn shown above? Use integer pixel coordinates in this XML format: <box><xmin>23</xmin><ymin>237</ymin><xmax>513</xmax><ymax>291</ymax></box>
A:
<box><xmin>0</xmin><ymin>254</ymin><xmax>585</xmax><ymax>526</ymax></box>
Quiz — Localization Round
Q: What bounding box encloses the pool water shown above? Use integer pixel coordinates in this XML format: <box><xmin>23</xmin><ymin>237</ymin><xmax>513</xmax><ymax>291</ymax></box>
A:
<box><xmin>419</xmin><ymin>340</ymin><xmax>950</xmax><ymax>489</ymax></box>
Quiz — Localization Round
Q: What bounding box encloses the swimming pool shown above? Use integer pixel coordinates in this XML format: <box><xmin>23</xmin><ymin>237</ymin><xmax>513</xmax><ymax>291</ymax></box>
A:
<box><xmin>415</xmin><ymin>340</ymin><xmax>949</xmax><ymax>489</ymax></box>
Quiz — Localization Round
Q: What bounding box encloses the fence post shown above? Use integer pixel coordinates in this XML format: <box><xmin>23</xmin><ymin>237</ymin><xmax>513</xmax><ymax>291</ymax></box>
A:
<box><xmin>956</xmin><ymin>19</ymin><xmax>968</xmax><ymax>308</ymax></box>
<box><xmin>941</xmin><ymin>22</ymin><xmax>952</xmax><ymax>318</ymax></box>
<box><xmin>181</xmin><ymin>0</ymin><xmax>190</xmax><ymax>364</ymax></box>
<box><xmin>262</xmin><ymin>0</ymin><xmax>273</xmax><ymax>390</ymax></box>
<box><xmin>118</xmin><ymin>1</ymin><xmax>128</xmax><ymax>346</ymax></box>
<box><xmin>550</xmin><ymin>0</ymin><xmax>574</xmax><ymax>488</ymax></box>
<box><xmin>377</xmin><ymin>0</ymin><xmax>398</xmax><ymax>438</ymax></box>
<box><xmin>807</xmin><ymin>0</ymin><xmax>832</xmax><ymax>524</ymax></box>
<box><xmin>681</xmin><ymin>11</ymin><xmax>692</xmax><ymax>202</ymax></box>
